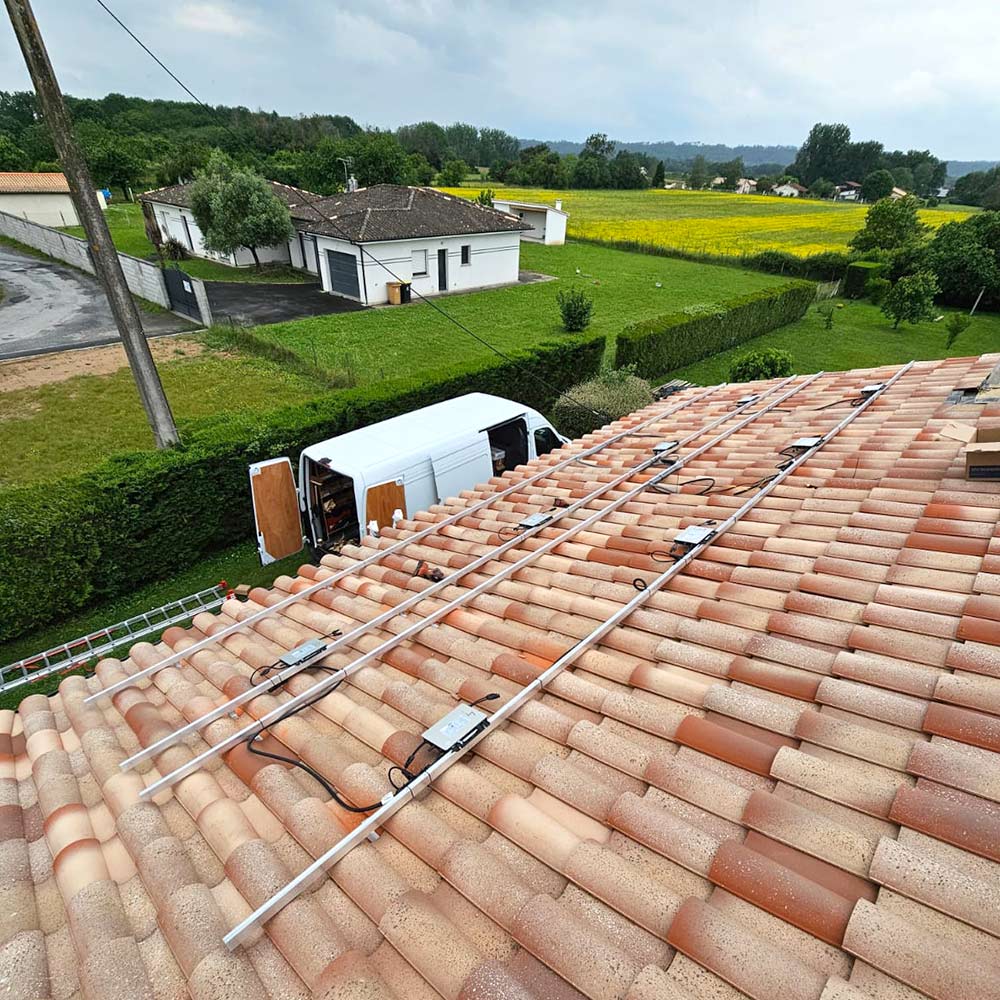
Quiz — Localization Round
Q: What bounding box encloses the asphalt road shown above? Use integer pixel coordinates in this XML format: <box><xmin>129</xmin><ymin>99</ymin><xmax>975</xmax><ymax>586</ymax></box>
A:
<box><xmin>0</xmin><ymin>244</ymin><xmax>191</xmax><ymax>360</ymax></box>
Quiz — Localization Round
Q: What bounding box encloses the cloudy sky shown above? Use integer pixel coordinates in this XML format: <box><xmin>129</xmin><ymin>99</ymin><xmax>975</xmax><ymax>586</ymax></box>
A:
<box><xmin>2</xmin><ymin>0</ymin><xmax>998</xmax><ymax>159</ymax></box>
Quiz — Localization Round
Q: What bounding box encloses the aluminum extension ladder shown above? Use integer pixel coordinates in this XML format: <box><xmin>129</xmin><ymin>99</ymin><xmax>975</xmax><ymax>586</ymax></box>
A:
<box><xmin>0</xmin><ymin>584</ymin><xmax>228</xmax><ymax>696</ymax></box>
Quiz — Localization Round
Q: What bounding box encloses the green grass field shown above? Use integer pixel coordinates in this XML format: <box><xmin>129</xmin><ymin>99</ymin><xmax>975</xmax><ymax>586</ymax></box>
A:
<box><xmin>0</xmin><ymin>346</ymin><xmax>328</xmax><ymax>486</ymax></box>
<box><xmin>668</xmin><ymin>298</ymin><xmax>1000</xmax><ymax>384</ymax></box>
<box><xmin>440</xmin><ymin>186</ymin><xmax>973</xmax><ymax>258</ymax></box>
<box><xmin>254</xmin><ymin>240</ymin><xmax>786</xmax><ymax>381</ymax></box>
<box><xmin>62</xmin><ymin>202</ymin><xmax>310</xmax><ymax>283</ymax></box>
<box><xmin>0</xmin><ymin>241</ymin><xmax>783</xmax><ymax>486</ymax></box>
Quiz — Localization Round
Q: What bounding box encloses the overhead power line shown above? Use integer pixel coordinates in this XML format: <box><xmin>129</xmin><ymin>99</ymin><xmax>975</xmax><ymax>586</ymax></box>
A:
<box><xmin>92</xmin><ymin>0</ymin><xmax>607</xmax><ymax>422</ymax></box>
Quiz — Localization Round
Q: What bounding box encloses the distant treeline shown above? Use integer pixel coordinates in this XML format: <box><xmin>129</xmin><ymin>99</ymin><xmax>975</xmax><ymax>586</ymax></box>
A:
<box><xmin>0</xmin><ymin>91</ymin><xmax>991</xmax><ymax>203</ymax></box>
<box><xmin>521</xmin><ymin>137</ymin><xmax>798</xmax><ymax>170</ymax></box>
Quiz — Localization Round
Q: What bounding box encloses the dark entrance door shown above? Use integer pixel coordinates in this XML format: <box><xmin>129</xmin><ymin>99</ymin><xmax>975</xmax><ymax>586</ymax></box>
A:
<box><xmin>163</xmin><ymin>265</ymin><xmax>200</xmax><ymax>320</ymax></box>
<box><xmin>437</xmin><ymin>248</ymin><xmax>447</xmax><ymax>292</ymax></box>
<box><xmin>326</xmin><ymin>249</ymin><xmax>361</xmax><ymax>300</ymax></box>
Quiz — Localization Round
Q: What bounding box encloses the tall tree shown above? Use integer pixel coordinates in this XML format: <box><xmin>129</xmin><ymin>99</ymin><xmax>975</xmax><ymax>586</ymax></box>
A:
<box><xmin>686</xmin><ymin>154</ymin><xmax>709</xmax><ymax>190</ymax></box>
<box><xmin>582</xmin><ymin>133</ymin><xmax>615</xmax><ymax>158</ymax></box>
<box><xmin>850</xmin><ymin>195</ymin><xmax>927</xmax><ymax>252</ymax></box>
<box><xmin>396</xmin><ymin>121</ymin><xmax>448</xmax><ymax>168</ymax></box>
<box><xmin>0</xmin><ymin>132</ymin><xmax>27</xmax><ymax>170</ymax></box>
<box><xmin>862</xmin><ymin>169</ymin><xmax>895</xmax><ymax>203</ymax></box>
<box><xmin>189</xmin><ymin>153</ymin><xmax>293</xmax><ymax>269</ymax></box>
<box><xmin>790</xmin><ymin>123</ymin><xmax>852</xmax><ymax>185</ymax></box>
<box><xmin>477</xmin><ymin>127</ymin><xmax>520</xmax><ymax>168</ymax></box>
<box><xmin>881</xmin><ymin>271</ymin><xmax>939</xmax><ymax>328</ymax></box>
<box><xmin>652</xmin><ymin>160</ymin><xmax>665</xmax><ymax>187</ymax></box>
<box><xmin>443</xmin><ymin>122</ymin><xmax>479</xmax><ymax>165</ymax></box>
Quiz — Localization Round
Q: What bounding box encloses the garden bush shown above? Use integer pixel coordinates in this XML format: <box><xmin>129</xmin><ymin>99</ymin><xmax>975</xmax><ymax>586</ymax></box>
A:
<box><xmin>556</xmin><ymin>287</ymin><xmax>594</xmax><ymax>332</ymax></box>
<box><xmin>551</xmin><ymin>365</ymin><xmax>654</xmax><ymax>439</ymax></box>
<box><xmin>614</xmin><ymin>280</ymin><xmax>815</xmax><ymax>378</ymax></box>
<box><xmin>844</xmin><ymin>260</ymin><xmax>886</xmax><ymax>298</ymax></box>
<box><xmin>729</xmin><ymin>348</ymin><xmax>794</xmax><ymax>382</ymax></box>
<box><xmin>0</xmin><ymin>333</ymin><xmax>605</xmax><ymax>642</ymax></box>
<box><xmin>865</xmin><ymin>275</ymin><xmax>891</xmax><ymax>304</ymax></box>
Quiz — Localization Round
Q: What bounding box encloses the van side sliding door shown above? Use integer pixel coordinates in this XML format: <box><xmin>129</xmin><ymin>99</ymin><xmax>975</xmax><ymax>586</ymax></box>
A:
<box><xmin>249</xmin><ymin>458</ymin><xmax>305</xmax><ymax>565</ymax></box>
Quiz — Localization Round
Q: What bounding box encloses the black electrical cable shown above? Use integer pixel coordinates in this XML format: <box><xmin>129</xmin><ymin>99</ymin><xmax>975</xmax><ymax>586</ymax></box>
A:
<box><xmin>93</xmin><ymin>0</ymin><xmax>609</xmax><ymax>426</ymax></box>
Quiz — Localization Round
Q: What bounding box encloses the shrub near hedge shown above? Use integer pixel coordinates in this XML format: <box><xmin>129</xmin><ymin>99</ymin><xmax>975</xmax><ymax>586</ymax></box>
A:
<box><xmin>0</xmin><ymin>334</ymin><xmax>605</xmax><ymax>643</ymax></box>
<box><xmin>614</xmin><ymin>280</ymin><xmax>815</xmax><ymax>378</ymax></box>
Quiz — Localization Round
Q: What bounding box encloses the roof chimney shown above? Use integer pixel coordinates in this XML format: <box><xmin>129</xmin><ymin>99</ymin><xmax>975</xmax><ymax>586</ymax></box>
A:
<box><xmin>555</xmin><ymin>199</ymin><xmax>562</xmax><ymax>211</ymax></box>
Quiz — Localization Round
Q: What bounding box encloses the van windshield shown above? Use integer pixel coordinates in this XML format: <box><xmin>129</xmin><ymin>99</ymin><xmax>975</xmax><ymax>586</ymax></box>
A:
<box><xmin>307</xmin><ymin>459</ymin><xmax>358</xmax><ymax>547</ymax></box>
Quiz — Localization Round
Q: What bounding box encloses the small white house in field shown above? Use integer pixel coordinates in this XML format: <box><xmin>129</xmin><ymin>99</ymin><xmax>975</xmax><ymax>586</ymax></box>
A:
<box><xmin>772</xmin><ymin>181</ymin><xmax>808</xmax><ymax>198</ymax></box>
<box><xmin>140</xmin><ymin>182</ymin><xmax>528</xmax><ymax>305</ymax></box>
<box><xmin>0</xmin><ymin>172</ymin><xmax>94</xmax><ymax>226</ymax></box>
<box><xmin>491</xmin><ymin>197</ymin><xmax>567</xmax><ymax>245</ymax></box>
<box><xmin>835</xmin><ymin>181</ymin><xmax>862</xmax><ymax>201</ymax></box>
<box><xmin>735</xmin><ymin>178</ymin><xmax>757</xmax><ymax>195</ymax></box>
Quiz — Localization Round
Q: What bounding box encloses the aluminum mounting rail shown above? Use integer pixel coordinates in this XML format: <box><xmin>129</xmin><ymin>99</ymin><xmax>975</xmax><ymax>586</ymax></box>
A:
<box><xmin>222</xmin><ymin>360</ymin><xmax>914</xmax><ymax>950</ymax></box>
<box><xmin>137</xmin><ymin>372</ymin><xmax>818</xmax><ymax>798</ymax></box>
<box><xmin>120</xmin><ymin>374</ymin><xmax>801</xmax><ymax>773</ymax></box>
<box><xmin>86</xmin><ymin>384</ymin><xmax>725</xmax><ymax>706</ymax></box>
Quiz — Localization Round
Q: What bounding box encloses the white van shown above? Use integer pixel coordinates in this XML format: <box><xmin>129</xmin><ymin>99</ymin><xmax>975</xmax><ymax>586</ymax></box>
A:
<box><xmin>249</xmin><ymin>393</ymin><xmax>568</xmax><ymax>564</ymax></box>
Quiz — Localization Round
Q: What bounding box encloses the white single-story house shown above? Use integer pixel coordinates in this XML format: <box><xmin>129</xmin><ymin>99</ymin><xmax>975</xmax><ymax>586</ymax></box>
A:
<box><xmin>662</xmin><ymin>179</ymin><xmax>685</xmax><ymax>190</ymax></box>
<box><xmin>140</xmin><ymin>182</ymin><xmax>529</xmax><ymax>305</ymax></box>
<box><xmin>735</xmin><ymin>178</ymin><xmax>757</xmax><ymax>195</ymax></box>
<box><xmin>889</xmin><ymin>186</ymin><xmax>909</xmax><ymax>200</ymax></box>
<box><xmin>0</xmin><ymin>172</ymin><xmax>101</xmax><ymax>226</ymax></box>
<box><xmin>936</xmin><ymin>185</ymin><xmax>951</xmax><ymax>199</ymax></box>
<box><xmin>772</xmin><ymin>181</ymin><xmax>809</xmax><ymax>197</ymax></box>
<box><xmin>491</xmin><ymin>197</ymin><xmax>567</xmax><ymax>245</ymax></box>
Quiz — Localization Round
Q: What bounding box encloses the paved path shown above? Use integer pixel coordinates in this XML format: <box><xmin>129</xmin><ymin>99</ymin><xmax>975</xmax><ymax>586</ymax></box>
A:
<box><xmin>205</xmin><ymin>280</ymin><xmax>363</xmax><ymax>325</ymax></box>
<box><xmin>0</xmin><ymin>244</ymin><xmax>191</xmax><ymax>360</ymax></box>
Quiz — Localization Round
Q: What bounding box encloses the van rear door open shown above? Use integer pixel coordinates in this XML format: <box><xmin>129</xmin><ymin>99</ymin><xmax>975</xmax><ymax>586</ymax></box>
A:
<box><xmin>249</xmin><ymin>458</ymin><xmax>305</xmax><ymax>565</ymax></box>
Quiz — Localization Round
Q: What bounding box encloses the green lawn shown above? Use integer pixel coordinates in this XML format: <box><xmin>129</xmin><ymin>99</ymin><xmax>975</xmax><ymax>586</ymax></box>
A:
<box><xmin>254</xmin><ymin>240</ymin><xmax>786</xmax><ymax>381</ymax></box>
<box><xmin>440</xmin><ymin>186</ymin><xmax>973</xmax><ymax>258</ymax></box>
<box><xmin>667</xmin><ymin>298</ymin><xmax>1000</xmax><ymax>384</ymax></box>
<box><xmin>0</xmin><ymin>346</ymin><xmax>328</xmax><ymax>486</ymax></box>
<box><xmin>62</xmin><ymin>202</ymin><xmax>311</xmax><ymax>283</ymax></box>
<box><xmin>0</xmin><ymin>541</ymin><xmax>306</xmax><ymax>708</ymax></box>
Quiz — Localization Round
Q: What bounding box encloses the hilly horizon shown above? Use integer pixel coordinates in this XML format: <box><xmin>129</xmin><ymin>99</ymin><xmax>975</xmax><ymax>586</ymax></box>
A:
<box><xmin>520</xmin><ymin>137</ymin><xmax>998</xmax><ymax>178</ymax></box>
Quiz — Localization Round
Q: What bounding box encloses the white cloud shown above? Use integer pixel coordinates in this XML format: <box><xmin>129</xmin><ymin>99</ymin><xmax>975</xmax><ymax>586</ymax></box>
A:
<box><xmin>173</xmin><ymin>2</ymin><xmax>256</xmax><ymax>37</ymax></box>
<box><xmin>1</xmin><ymin>0</ymin><xmax>998</xmax><ymax>159</ymax></box>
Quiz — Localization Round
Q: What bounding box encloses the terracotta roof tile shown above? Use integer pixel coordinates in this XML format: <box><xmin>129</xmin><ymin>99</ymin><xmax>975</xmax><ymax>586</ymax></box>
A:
<box><xmin>11</xmin><ymin>358</ymin><xmax>1000</xmax><ymax>998</ymax></box>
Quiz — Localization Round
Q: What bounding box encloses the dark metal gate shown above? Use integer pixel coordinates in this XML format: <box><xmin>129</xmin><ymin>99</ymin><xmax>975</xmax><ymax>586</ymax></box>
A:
<box><xmin>163</xmin><ymin>266</ymin><xmax>201</xmax><ymax>320</ymax></box>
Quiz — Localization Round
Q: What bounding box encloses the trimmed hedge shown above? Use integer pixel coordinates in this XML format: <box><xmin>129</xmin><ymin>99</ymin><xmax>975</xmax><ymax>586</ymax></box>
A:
<box><xmin>614</xmin><ymin>280</ymin><xmax>816</xmax><ymax>378</ymax></box>
<box><xmin>0</xmin><ymin>334</ymin><xmax>604</xmax><ymax>643</ymax></box>
<box><xmin>844</xmin><ymin>260</ymin><xmax>886</xmax><ymax>299</ymax></box>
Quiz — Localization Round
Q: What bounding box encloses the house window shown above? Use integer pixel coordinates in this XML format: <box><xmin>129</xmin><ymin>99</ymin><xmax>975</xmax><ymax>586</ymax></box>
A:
<box><xmin>411</xmin><ymin>249</ymin><xmax>428</xmax><ymax>276</ymax></box>
<box><xmin>461</xmin><ymin>244</ymin><xmax>471</xmax><ymax>266</ymax></box>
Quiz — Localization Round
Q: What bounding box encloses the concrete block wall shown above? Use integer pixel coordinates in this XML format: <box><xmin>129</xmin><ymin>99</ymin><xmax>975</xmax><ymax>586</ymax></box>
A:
<box><xmin>0</xmin><ymin>208</ymin><xmax>171</xmax><ymax>308</ymax></box>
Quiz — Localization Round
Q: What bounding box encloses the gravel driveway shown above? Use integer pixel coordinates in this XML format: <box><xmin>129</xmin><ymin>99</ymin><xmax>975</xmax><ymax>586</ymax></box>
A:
<box><xmin>0</xmin><ymin>244</ymin><xmax>192</xmax><ymax>360</ymax></box>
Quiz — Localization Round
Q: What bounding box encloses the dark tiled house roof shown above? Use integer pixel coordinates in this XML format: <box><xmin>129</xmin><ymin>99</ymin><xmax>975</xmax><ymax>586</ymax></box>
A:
<box><xmin>140</xmin><ymin>178</ymin><xmax>319</xmax><ymax>215</ymax></box>
<box><xmin>141</xmin><ymin>182</ymin><xmax>528</xmax><ymax>242</ymax></box>
<box><xmin>5</xmin><ymin>356</ymin><xmax>1000</xmax><ymax>1000</ymax></box>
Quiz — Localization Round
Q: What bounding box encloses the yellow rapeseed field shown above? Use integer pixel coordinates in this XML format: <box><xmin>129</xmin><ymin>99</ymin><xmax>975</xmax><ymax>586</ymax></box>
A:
<box><xmin>439</xmin><ymin>186</ymin><xmax>972</xmax><ymax>258</ymax></box>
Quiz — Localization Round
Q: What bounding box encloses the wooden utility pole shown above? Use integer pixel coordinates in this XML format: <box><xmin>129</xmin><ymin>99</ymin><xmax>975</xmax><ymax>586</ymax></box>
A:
<box><xmin>4</xmin><ymin>0</ymin><xmax>179</xmax><ymax>447</ymax></box>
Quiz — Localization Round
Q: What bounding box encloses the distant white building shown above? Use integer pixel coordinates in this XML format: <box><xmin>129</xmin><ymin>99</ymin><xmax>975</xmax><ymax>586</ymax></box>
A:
<box><xmin>835</xmin><ymin>181</ymin><xmax>862</xmax><ymax>201</ymax></box>
<box><xmin>662</xmin><ymin>179</ymin><xmax>685</xmax><ymax>190</ymax></box>
<box><xmin>889</xmin><ymin>187</ymin><xmax>909</xmax><ymax>200</ymax></box>
<box><xmin>772</xmin><ymin>181</ymin><xmax>809</xmax><ymax>198</ymax></box>
<box><xmin>735</xmin><ymin>178</ymin><xmax>757</xmax><ymax>195</ymax></box>
<box><xmin>141</xmin><ymin>182</ymin><xmax>529</xmax><ymax>305</ymax></box>
<box><xmin>0</xmin><ymin>172</ymin><xmax>93</xmax><ymax>227</ymax></box>
<box><xmin>491</xmin><ymin>198</ymin><xmax>568</xmax><ymax>245</ymax></box>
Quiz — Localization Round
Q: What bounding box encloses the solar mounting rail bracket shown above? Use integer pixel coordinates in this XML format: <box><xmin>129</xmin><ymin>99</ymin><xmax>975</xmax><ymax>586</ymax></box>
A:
<box><xmin>127</xmin><ymin>375</ymin><xmax>810</xmax><ymax>789</ymax></box>
<box><xmin>220</xmin><ymin>363</ymin><xmax>913</xmax><ymax>951</ymax></box>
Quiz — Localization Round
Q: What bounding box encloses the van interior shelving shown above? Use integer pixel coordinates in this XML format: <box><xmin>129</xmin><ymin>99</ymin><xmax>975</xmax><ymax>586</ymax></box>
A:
<box><xmin>308</xmin><ymin>460</ymin><xmax>358</xmax><ymax>548</ymax></box>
